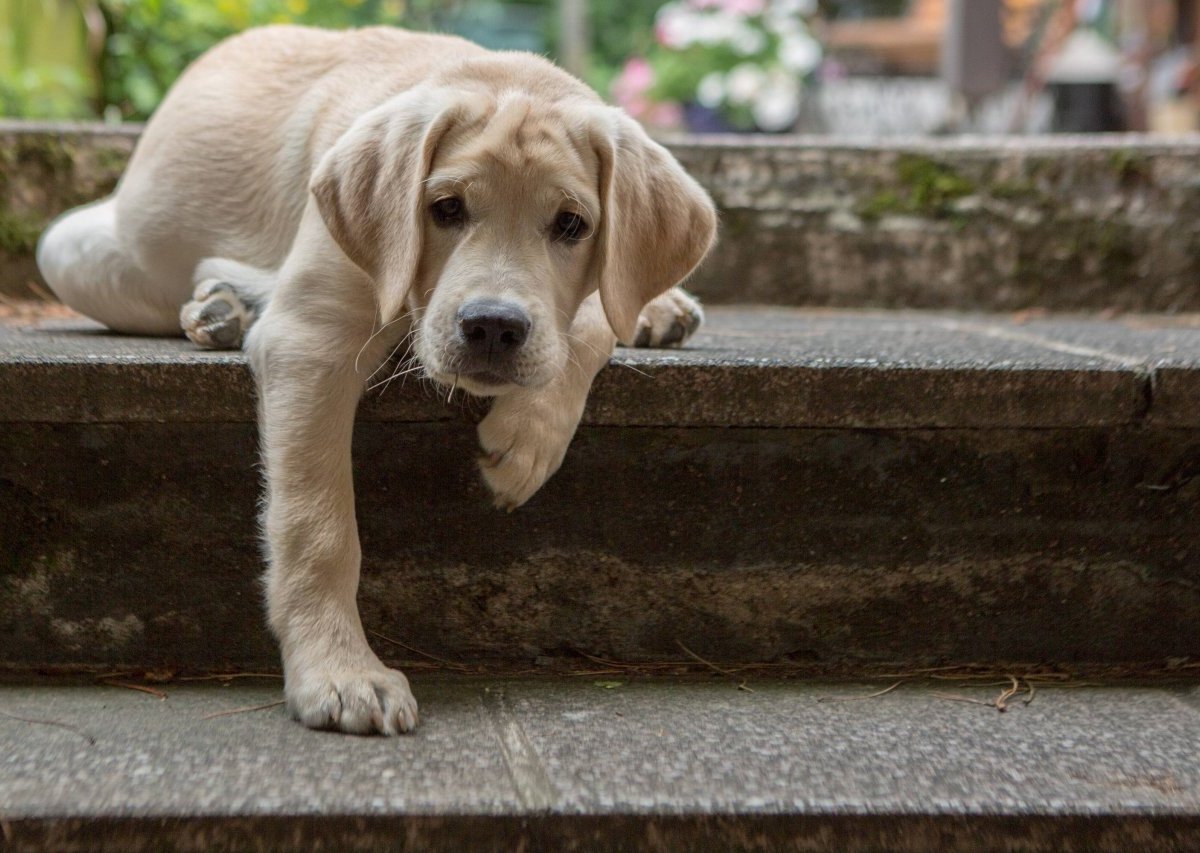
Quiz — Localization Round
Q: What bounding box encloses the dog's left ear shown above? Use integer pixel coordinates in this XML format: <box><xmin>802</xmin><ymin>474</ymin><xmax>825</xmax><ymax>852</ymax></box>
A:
<box><xmin>310</xmin><ymin>88</ymin><xmax>480</xmax><ymax>323</ymax></box>
<box><xmin>589</xmin><ymin>108</ymin><xmax>717</xmax><ymax>344</ymax></box>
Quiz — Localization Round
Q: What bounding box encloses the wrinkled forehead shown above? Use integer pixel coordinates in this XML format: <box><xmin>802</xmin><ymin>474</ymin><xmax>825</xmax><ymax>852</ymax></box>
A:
<box><xmin>429</xmin><ymin>96</ymin><xmax>600</xmax><ymax>215</ymax></box>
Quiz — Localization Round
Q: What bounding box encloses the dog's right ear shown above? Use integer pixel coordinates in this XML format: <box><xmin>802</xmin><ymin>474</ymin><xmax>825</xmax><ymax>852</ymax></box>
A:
<box><xmin>310</xmin><ymin>89</ymin><xmax>477</xmax><ymax>323</ymax></box>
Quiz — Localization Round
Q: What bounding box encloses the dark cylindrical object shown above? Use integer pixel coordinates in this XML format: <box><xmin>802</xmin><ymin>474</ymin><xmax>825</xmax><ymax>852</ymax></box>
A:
<box><xmin>1049</xmin><ymin>82</ymin><xmax>1126</xmax><ymax>132</ymax></box>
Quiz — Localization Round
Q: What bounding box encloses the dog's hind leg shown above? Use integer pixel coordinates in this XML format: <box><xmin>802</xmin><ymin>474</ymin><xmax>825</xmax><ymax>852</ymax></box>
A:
<box><xmin>180</xmin><ymin>257</ymin><xmax>276</xmax><ymax>350</ymax></box>
<box><xmin>37</xmin><ymin>198</ymin><xmax>183</xmax><ymax>335</ymax></box>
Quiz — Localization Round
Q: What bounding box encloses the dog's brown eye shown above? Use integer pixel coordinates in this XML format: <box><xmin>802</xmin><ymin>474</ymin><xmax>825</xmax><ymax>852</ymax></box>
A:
<box><xmin>431</xmin><ymin>197</ymin><xmax>466</xmax><ymax>227</ymax></box>
<box><xmin>552</xmin><ymin>211</ymin><xmax>588</xmax><ymax>243</ymax></box>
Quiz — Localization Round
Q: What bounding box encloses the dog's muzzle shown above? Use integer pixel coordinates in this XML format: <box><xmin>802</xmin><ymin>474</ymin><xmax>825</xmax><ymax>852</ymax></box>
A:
<box><xmin>454</xmin><ymin>298</ymin><xmax>531</xmax><ymax>385</ymax></box>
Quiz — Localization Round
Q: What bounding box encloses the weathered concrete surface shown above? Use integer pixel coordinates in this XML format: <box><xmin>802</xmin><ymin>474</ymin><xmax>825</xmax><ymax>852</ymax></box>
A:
<box><xmin>0</xmin><ymin>123</ymin><xmax>136</xmax><ymax>299</ymax></box>
<box><xmin>1</xmin><ymin>680</ymin><xmax>1199</xmax><ymax>851</ymax></box>
<box><xmin>3</xmin><ymin>121</ymin><xmax>1200</xmax><ymax>310</ymax></box>
<box><xmin>2</xmin><ymin>310</ymin><xmax>1198</xmax><ymax>670</ymax></box>
<box><xmin>7</xmin><ymin>307</ymin><xmax>1200</xmax><ymax>428</ymax></box>
<box><xmin>4</xmin><ymin>420</ymin><xmax>1198</xmax><ymax>669</ymax></box>
<box><xmin>671</xmin><ymin>135</ymin><xmax>1200</xmax><ymax>311</ymax></box>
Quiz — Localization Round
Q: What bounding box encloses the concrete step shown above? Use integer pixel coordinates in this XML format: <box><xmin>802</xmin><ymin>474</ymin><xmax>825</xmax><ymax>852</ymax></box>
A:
<box><xmin>4</xmin><ymin>122</ymin><xmax>1200</xmax><ymax>311</ymax></box>
<box><xmin>2</xmin><ymin>678</ymin><xmax>1199</xmax><ymax>851</ymax></box>
<box><xmin>2</xmin><ymin>307</ymin><xmax>1199</xmax><ymax>671</ymax></box>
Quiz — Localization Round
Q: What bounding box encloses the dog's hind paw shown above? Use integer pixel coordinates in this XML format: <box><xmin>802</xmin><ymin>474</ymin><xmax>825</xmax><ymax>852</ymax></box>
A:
<box><xmin>180</xmin><ymin>279</ymin><xmax>256</xmax><ymax>350</ymax></box>
<box><xmin>630</xmin><ymin>287</ymin><xmax>704</xmax><ymax>348</ymax></box>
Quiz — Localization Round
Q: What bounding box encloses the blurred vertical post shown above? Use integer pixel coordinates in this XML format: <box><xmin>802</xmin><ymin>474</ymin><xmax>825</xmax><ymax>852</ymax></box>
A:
<box><xmin>941</xmin><ymin>0</ymin><xmax>1010</xmax><ymax>127</ymax></box>
<box><xmin>559</xmin><ymin>0</ymin><xmax>589</xmax><ymax>79</ymax></box>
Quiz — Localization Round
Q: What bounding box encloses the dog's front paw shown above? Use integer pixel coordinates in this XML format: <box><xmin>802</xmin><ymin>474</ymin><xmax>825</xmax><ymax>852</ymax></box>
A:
<box><xmin>287</xmin><ymin>662</ymin><xmax>419</xmax><ymax>735</ymax></box>
<box><xmin>631</xmin><ymin>287</ymin><xmax>704</xmax><ymax>348</ymax></box>
<box><xmin>180</xmin><ymin>279</ymin><xmax>257</xmax><ymax>350</ymax></box>
<box><xmin>478</xmin><ymin>389</ymin><xmax>582</xmax><ymax>511</ymax></box>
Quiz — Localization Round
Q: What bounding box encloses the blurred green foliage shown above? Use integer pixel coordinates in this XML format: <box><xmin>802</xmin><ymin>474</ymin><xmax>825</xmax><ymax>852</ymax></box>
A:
<box><xmin>1</xmin><ymin>0</ymin><xmax>697</xmax><ymax>120</ymax></box>
<box><xmin>4</xmin><ymin>0</ymin><xmax>578</xmax><ymax>119</ymax></box>
<box><xmin>574</xmin><ymin>0</ymin><xmax>661</xmax><ymax>95</ymax></box>
<box><xmin>1</xmin><ymin>0</ymin><xmax>92</xmax><ymax>118</ymax></box>
<box><xmin>94</xmin><ymin>0</ymin><xmax>440</xmax><ymax>118</ymax></box>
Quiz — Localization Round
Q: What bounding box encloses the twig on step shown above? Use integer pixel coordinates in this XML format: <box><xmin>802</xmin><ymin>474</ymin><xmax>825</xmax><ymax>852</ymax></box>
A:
<box><xmin>933</xmin><ymin>692</ymin><xmax>997</xmax><ymax>708</ymax></box>
<box><xmin>0</xmin><ymin>710</ymin><xmax>96</xmax><ymax>744</ymax></box>
<box><xmin>674</xmin><ymin>640</ymin><xmax>735</xmax><ymax>676</ymax></box>
<box><xmin>818</xmin><ymin>680</ymin><xmax>905</xmax><ymax>704</ymax></box>
<box><xmin>202</xmin><ymin>700</ymin><xmax>286</xmax><ymax>720</ymax></box>
<box><xmin>102</xmin><ymin>680</ymin><xmax>167</xmax><ymax>700</ymax></box>
<box><xmin>369</xmin><ymin>630</ymin><xmax>472</xmax><ymax>671</ymax></box>
<box><xmin>994</xmin><ymin>675</ymin><xmax>1022</xmax><ymax>712</ymax></box>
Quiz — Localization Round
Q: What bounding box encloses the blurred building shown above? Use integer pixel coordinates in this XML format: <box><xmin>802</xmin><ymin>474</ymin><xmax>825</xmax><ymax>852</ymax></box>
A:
<box><xmin>823</xmin><ymin>0</ymin><xmax>1200</xmax><ymax>132</ymax></box>
<box><xmin>825</xmin><ymin>0</ymin><xmax>1043</xmax><ymax>76</ymax></box>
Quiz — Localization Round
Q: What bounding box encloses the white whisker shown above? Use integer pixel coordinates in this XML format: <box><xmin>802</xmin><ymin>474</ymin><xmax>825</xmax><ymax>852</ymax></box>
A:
<box><xmin>354</xmin><ymin>306</ymin><xmax>419</xmax><ymax>375</ymax></box>
<box><xmin>608</xmin><ymin>358</ymin><xmax>652</xmax><ymax>379</ymax></box>
<box><xmin>365</xmin><ymin>326</ymin><xmax>418</xmax><ymax>383</ymax></box>
<box><xmin>367</xmin><ymin>359</ymin><xmax>426</xmax><ymax>394</ymax></box>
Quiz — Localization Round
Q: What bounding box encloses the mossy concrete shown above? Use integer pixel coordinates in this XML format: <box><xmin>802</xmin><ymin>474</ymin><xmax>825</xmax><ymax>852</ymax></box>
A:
<box><xmin>3</xmin><ymin>122</ymin><xmax>1200</xmax><ymax>310</ymax></box>
<box><xmin>669</xmin><ymin>135</ymin><xmax>1200</xmax><ymax>311</ymax></box>
<box><xmin>0</xmin><ymin>122</ymin><xmax>137</xmax><ymax>298</ymax></box>
<box><xmin>3</xmin><ymin>309</ymin><xmax>1199</xmax><ymax>671</ymax></box>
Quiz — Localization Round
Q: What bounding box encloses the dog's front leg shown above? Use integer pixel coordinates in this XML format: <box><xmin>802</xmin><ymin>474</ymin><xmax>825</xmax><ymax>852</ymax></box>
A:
<box><xmin>479</xmin><ymin>291</ymin><xmax>616</xmax><ymax>510</ymax></box>
<box><xmin>248</xmin><ymin>289</ymin><xmax>418</xmax><ymax>735</ymax></box>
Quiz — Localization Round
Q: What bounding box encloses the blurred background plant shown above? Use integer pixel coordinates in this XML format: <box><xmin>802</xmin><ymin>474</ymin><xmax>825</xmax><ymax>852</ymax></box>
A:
<box><xmin>4</xmin><ymin>1</ymin><xmax>1200</xmax><ymax>134</ymax></box>
<box><xmin>0</xmin><ymin>0</ymin><xmax>685</xmax><ymax>120</ymax></box>
<box><xmin>612</xmin><ymin>0</ymin><xmax>823</xmax><ymax>131</ymax></box>
<box><xmin>2</xmin><ymin>0</ymin><xmax>91</xmax><ymax>117</ymax></box>
<box><xmin>2</xmin><ymin>0</ymin><xmax>447</xmax><ymax>120</ymax></box>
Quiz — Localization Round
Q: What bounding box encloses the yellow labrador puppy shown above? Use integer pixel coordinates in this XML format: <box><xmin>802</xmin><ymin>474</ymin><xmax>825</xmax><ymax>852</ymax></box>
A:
<box><xmin>38</xmin><ymin>25</ymin><xmax>717</xmax><ymax>734</ymax></box>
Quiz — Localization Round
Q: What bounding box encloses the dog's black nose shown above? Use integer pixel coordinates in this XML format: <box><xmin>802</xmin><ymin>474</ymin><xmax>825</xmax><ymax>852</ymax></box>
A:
<box><xmin>458</xmin><ymin>299</ymin><xmax>531</xmax><ymax>356</ymax></box>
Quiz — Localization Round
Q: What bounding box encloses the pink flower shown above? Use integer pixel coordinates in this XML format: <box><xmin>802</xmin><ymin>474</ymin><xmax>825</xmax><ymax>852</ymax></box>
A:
<box><xmin>620</xmin><ymin>57</ymin><xmax>655</xmax><ymax>91</ymax></box>
<box><xmin>720</xmin><ymin>0</ymin><xmax>765</xmax><ymax>15</ymax></box>
<box><xmin>612</xmin><ymin>58</ymin><xmax>656</xmax><ymax>116</ymax></box>
<box><xmin>647</xmin><ymin>101</ymin><xmax>685</xmax><ymax>129</ymax></box>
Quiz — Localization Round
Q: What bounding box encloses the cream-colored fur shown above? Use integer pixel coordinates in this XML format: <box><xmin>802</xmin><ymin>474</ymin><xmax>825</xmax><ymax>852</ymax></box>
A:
<box><xmin>37</xmin><ymin>25</ymin><xmax>717</xmax><ymax>734</ymax></box>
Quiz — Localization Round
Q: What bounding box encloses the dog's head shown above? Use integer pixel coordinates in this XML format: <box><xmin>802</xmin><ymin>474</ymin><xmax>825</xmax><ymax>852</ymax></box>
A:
<box><xmin>310</xmin><ymin>56</ymin><xmax>716</xmax><ymax>396</ymax></box>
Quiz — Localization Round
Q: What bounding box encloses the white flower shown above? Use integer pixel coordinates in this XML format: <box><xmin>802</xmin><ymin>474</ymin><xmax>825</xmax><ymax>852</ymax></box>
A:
<box><xmin>772</xmin><ymin>0</ymin><xmax>817</xmax><ymax>15</ymax></box>
<box><xmin>693</xmin><ymin>14</ymin><xmax>724</xmax><ymax>45</ymax></box>
<box><xmin>696</xmin><ymin>12</ymin><xmax>740</xmax><ymax>46</ymax></box>
<box><xmin>656</xmin><ymin>3</ymin><xmax>700</xmax><ymax>48</ymax></box>
<box><xmin>731</xmin><ymin>23</ymin><xmax>767</xmax><ymax>55</ymax></box>
<box><xmin>780</xmin><ymin>32</ymin><xmax>822</xmax><ymax>74</ymax></box>
<box><xmin>764</xmin><ymin>0</ymin><xmax>816</xmax><ymax>35</ymax></box>
<box><xmin>726</xmin><ymin>63</ymin><xmax>767</xmax><ymax>104</ymax></box>
<box><xmin>765</xmin><ymin>13</ymin><xmax>802</xmax><ymax>36</ymax></box>
<box><xmin>718</xmin><ymin>0</ymin><xmax>766</xmax><ymax>15</ymax></box>
<box><xmin>752</xmin><ymin>76</ymin><xmax>802</xmax><ymax>131</ymax></box>
<box><xmin>697</xmin><ymin>71</ymin><xmax>726</xmax><ymax>107</ymax></box>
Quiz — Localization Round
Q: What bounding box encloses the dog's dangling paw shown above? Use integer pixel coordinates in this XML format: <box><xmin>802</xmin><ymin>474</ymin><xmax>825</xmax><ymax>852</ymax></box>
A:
<box><xmin>630</xmin><ymin>287</ymin><xmax>704</xmax><ymax>348</ymax></box>
<box><xmin>180</xmin><ymin>279</ymin><xmax>256</xmax><ymax>350</ymax></box>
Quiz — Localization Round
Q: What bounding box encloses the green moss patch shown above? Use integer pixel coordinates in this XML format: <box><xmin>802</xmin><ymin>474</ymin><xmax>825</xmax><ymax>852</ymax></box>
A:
<box><xmin>857</xmin><ymin>154</ymin><xmax>976</xmax><ymax>222</ymax></box>
<box><xmin>0</xmin><ymin>209</ymin><xmax>42</xmax><ymax>254</ymax></box>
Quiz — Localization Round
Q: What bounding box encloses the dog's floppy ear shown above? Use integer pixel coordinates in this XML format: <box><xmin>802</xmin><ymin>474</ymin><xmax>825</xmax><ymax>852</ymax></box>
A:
<box><xmin>590</xmin><ymin>108</ymin><xmax>717</xmax><ymax>344</ymax></box>
<box><xmin>310</xmin><ymin>89</ymin><xmax>476</xmax><ymax>323</ymax></box>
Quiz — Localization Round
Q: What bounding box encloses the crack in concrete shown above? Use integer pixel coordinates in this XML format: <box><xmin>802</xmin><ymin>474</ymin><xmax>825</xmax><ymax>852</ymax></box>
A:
<box><xmin>935</xmin><ymin>318</ymin><xmax>1160</xmax><ymax>423</ymax></box>
<box><xmin>1167</xmin><ymin>687</ymin><xmax>1200</xmax><ymax>720</ymax></box>
<box><xmin>482</xmin><ymin>686</ymin><xmax>558</xmax><ymax>811</ymax></box>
